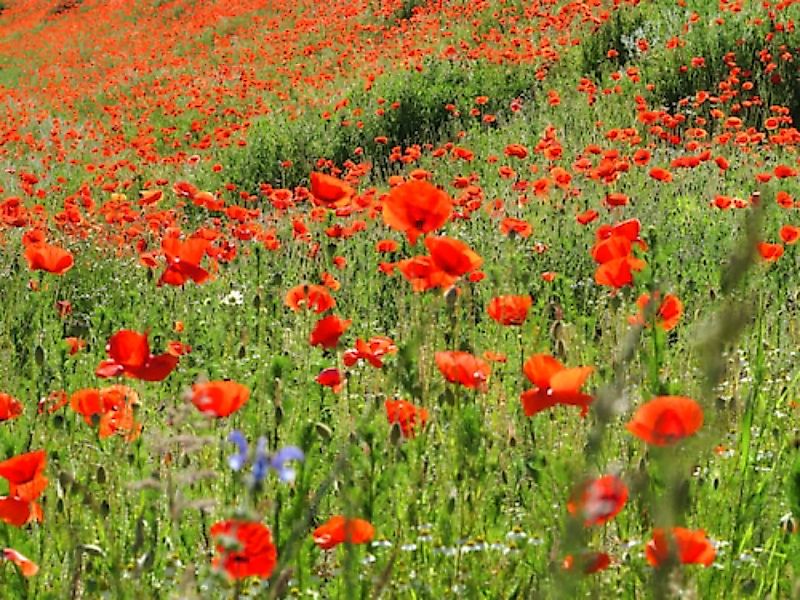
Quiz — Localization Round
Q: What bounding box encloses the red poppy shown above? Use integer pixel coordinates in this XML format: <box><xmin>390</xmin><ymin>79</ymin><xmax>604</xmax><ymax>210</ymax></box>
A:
<box><xmin>576</xmin><ymin>210</ymin><xmax>599</xmax><ymax>225</ymax></box>
<box><xmin>382</xmin><ymin>180</ymin><xmax>452</xmax><ymax>244</ymax></box>
<box><xmin>309</xmin><ymin>315</ymin><xmax>351</xmax><ymax>349</ymax></box>
<box><xmin>563</xmin><ymin>551</ymin><xmax>611</xmax><ymax>574</ymax></box>
<box><xmin>757</xmin><ymin>242</ymin><xmax>784</xmax><ymax>262</ymax></box>
<box><xmin>0</xmin><ymin>450</ymin><xmax>47</xmax><ymax>503</ymax></box>
<box><xmin>567</xmin><ymin>475</ymin><xmax>628</xmax><ymax>526</ymax></box>
<box><xmin>285</xmin><ymin>284</ymin><xmax>336</xmax><ymax>313</ymax></box>
<box><xmin>385</xmin><ymin>399</ymin><xmax>428</xmax><ymax>438</ymax></box>
<box><xmin>95</xmin><ymin>330</ymin><xmax>179</xmax><ymax>382</ymax></box>
<box><xmin>210</xmin><ymin>520</ymin><xmax>277</xmax><ymax>580</ymax></box>
<box><xmin>0</xmin><ymin>497</ymin><xmax>36</xmax><ymax>527</ymax></box>
<box><xmin>520</xmin><ymin>354</ymin><xmax>594</xmax><ymax>417</ymax></box>
<box><xmin>0</xmin><ymin>393</ymin><xmax>22</xmax><ymax>422</ymax></box>
<box><xmin>343</xmin><ymin>336</ymin><xmax>397</xmax><ymax>368</ymax></box>
<box><xmin>645</xmin><ymin>527</ymin><xmax>715</xmax><ymax>567</ymax></box>
<box><xmin>425</xmin><ymin>236</ymin><xmax>483</xmax><ymax>278</ymax></box>
<box><xmin>191</xmin><ymin>381</ymin><xmax>249</xmax><ymax>418</ymax></box>
<box><xmin>486</xmin><ymin>295</ymin><xmax>533</xmax><ymax>326</ymax></box>
<box><xmin>626</xmin><ymin>396</ymin><xmax>703</xmax><ymax>445</ymax></box>
<box><xmin>780</xmin><ymin>225</ymin><xmax>800</xmax><ymax>245</ymax></box>
<box><xmin>23</xmin><ymin>242</ymin><xmax>74</xmax><ymax>275</ymax></box>
<box><xmin>435</xmin><ymin>351</ymin><xmax>491</xmax><ymax>390</ymax></box>
<box><xmin>396</xmin><ymin>256</ymin><xmax>449</xmax><ymax>292</ymax></box>
<box><xmin>70</xmin><ymin>385</ymin><xmax>142</xmax><ymax>441</ymax></box>
<box><xmin>2</xmin><ymin>548</ymin><xmax>38</xmax><ymax>577</ymax></box>
<box><xmin>649</xmin><ymin>167</ymin><xmax>673</xmax><ymax>182</ymax></box>
<box><xmin>500</xmin><ymin>217</ymin><xmax>533</xmax><ymax>237</ymax></box>
<box><xmin>315</xmin><ymin>368</ymin><xmax>344</xmax><ymax>393</ymax></box>
<box><xmin>313</xmin><ymin>515</ymin><xmax>375</xmax><ymax>550</ymax></box>
<box><xmin>65</xmin><ymin>337</ymin><xmax>86</xmax><ymax>355</ymax></box>
<box><xmin>310</xmin><ymin>172</ymin><xmax>354</xmax><ymax>207</ymax></box>
<box><xmin>628</xmin><ymin>293</ymin><xmax>683</xmax><ymax>331</ymax></box>
<box><xmin>158</xmin><ymin>236</ymin><xmax>211</xmax><ymax>287</ymax></box>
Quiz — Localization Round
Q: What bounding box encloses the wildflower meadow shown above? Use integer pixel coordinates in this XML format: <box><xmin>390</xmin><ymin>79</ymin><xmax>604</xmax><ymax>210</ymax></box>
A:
<box><xmin>0</xmin><ymin>0</ymin><xmax>798</xmax><ymax>597</ymax></box>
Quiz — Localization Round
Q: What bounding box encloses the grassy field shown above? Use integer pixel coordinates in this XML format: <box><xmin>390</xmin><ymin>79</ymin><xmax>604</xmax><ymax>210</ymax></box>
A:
<box><xmin>0</xmin><ymin>0</ymin><xmax>798</xmax><ymax>597</ymax></box>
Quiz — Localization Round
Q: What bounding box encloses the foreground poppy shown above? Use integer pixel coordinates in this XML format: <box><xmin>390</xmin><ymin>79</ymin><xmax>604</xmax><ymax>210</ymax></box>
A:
<box><xmin>645</xmin><ymin>527</ymin><xmax>715</xmax><ymax>567</ymax></box>
<box><xmin>313</xmin><ymin>515</ymin><xmax>375</xmax><ymax>550</ymax></box>
<box><xmin>382</xmin><ymin>180</ymin><xmax>452</xmax><ymax>244</ymax></box>
<box><xmin>385</xmin><ymin>399</ymin><xmax>429</xmax><ymax>438</ymax></box>
<box><xmin>23</xmin><ymin>242</ymin><xmax>74</xmax><ymax>275</ymax></box>
<box><xmin>425</xmin><ymin>236</ymin><xmax>483</xmax><ymax>278</ymax></box>
<box><xmin>626</xmin><ymin>396</ymin><xmax>703</xmax><ymax>446</ymax></box>
<box><xmin>520</xmin><ymin>354</ymin><xmax>594</xmax><ymax>417</ymax></box>
<box><xmin>191</xmin><ymin>381</ymin><xmax>249</xmax><ymax>418</ymax></box>
<box><xmin>95</xmin><ymin>330</ymin><xmax>179</xmax><ymax>382</ymax></box>
<box><xmin>210</xmin><ymin>520</ymin><xmax>277</xmax><ymax>580</ymax></box>
<box><xmin>0</xmin><ymin>450</ymin><xmax>47</xmax><ymax>526</ymax></box>
<box><xmin>3</xmin><ymin>548</ymin><xmax>38</xmax><ymax>577</ymax></box>
<box><xmin>0</xmin><ymin>393</ymin><xmax>22</xmax><ymax>421</ymax></box>
<box><xmin>343</xmin><ymin>336</ymin><xmax>398</xmax><ymax>368</ymax></box>
<box><xmin>486</xmin><ymin>295</ymin><xmax>533</xmax><ymax>326</ymax></box>
<box><xmin>567</xmin><ymin>475</ymin><xmax>628</xmax><ymax>526</ymax></box>
<box><xmin>309</xmin><ymin>315</ymin><xmax>351</xmax><ymax>349</ymax></box>
<box><xmin>434</xmin><ymin>351</ymin><xmax>491</xmax><ymax>390</ymax></box>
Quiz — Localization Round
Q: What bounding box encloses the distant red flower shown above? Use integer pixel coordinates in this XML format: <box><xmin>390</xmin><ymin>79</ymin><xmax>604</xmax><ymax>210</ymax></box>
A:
<box><xmin>520</xmin><ymin>354</ymin><xmax>594</xmax><ymax>417</ymax></box>
<box><xmin>500</xmin><ymin>217</ymin><xmax>532</xmax><ymax>237</ymax></box>
<box><xmin>626</xmin><ymin>396</ymin><xmax>703</xmax><ymax>445</ymax></box>
<box><xmin>313</xmin><ymin>515</ymin><xmax>374</xmax><ymax>550</ymax></box>
<box><xmin>576</xmin><ymin>210</ymin><xmax>599</xmax><ymax>225</ymax></box>
<box><xmin>95</xmin><ymin>330</ymin><xmax>179</xmax><ymax>382</ymax></box>
<box><xmin>343</xmin><ymin>336</ymin><xmax>397</xmax><ymax>368</ymax></box>
<box><xmin>563</xmin><ymin>551</ymin><xmax>611</xmax><ymax>574</ymax></box>
<box><xmin>65</xmin><ymin>336</ymin><xmax>86</xmax><ymax>355</ymax></box>
<box><xmin>382</xmin><ymin>180</ymin><xmax>452</xmax><ymax>244</ymax></box>
<box><xmin>435</xmin><ymin>351</ymin><xmax>491</xmax><ymax>390</ymax></box>
<box><xmin>191</xmin><ymin>381</ymin><xmax>249</xmax><ymax>418</ymax></box>
<box><xmin>486</xmin><ymin>295</ymin><xmax>533</xmax><ymax>326</ymax></box>
<box><xmin>649</xmin><ymin>167</ymin><xmax>673</xmax><ymax>182</ymax></box>
<box><xmin>645</xmin><ymin>527</ymin><xmax>715</xmax><ymax>567</ymax></box>
<box><xmin>210</xmin><ymin>520</ymin><xmax>277</xmax><ymax>580</ymax></box>
<box><xmin>24</xmin><ymin>242</ymin><xmax>73</xmax><ymax>275</ymax></box>
<box><xmin>285</xmin><ymin>284</ymin><xmax>336</xmax><ymax>313</ymax></box>
<box><xmin>567</xmin><ymin>475</ymin><xmax>628</xmax><ymax>526</ymax></box>
<box><xmin>628</xmin><ymin>293</ymin><xmax>683</xmax><ymax>331</ymax></box>
<box><xmin>385</xmin><ymin>399</ymin><xmax>428</xmax><ymax>438</ymax></box>
<box><xmin>309</xmin><ymin>315</ymin><xmax>351</xmax><ymax>349</ymax></box>
<box><xmin>310</xmin><ymin>172</ymin><xmax>354</xmax><ymax>207</ymax></box>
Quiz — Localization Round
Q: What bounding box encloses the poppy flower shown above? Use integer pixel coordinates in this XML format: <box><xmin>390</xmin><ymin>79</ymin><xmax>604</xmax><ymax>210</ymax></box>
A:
<box><xmin>343</xmin><ymin>336</ymin><xmax>397</xmax><ymax>368</ymax></box>
<box><xmin>626</xmin><ymin>396</ymin><xmax>703</xmax><ymax>446</ymax></box>
<box><xmin>500</xmin><ymin>217</ymin><xmax>533</xmax><ymax>237</ymax></box>
<box><xmin>95</xmin><ymin>330</ymin><xmax>179</xmax><ymax>382</ymax></box>
<box><xmin>309</xmin><ymin>315</ymin><xmax>351</xmax><ymax>349</ymax></box>
<box><xmin>23</xmin><ymin>242</ymin><xmax>74</xmax><ymax>275</ymax></box>
<box><xmin>191</xmin><ymin>381</ymin><xmax>249</xmax><ymax>418</ymax></box>
<box><xmin>310</xmin><ymin>172</ymin><xmax>354</xmax><ymax>207</ymax></box>
<box><xmin>158</xmin><ymin>236</ymin><xmax>211</xmax><ymax>287</ymax></box>
<box><xmin>0</xmin><ymin>393</ymin><xmax>22</xmax><ymax>421</ymax></box>
<box><xmin>315</xmin><ymin>368</ymin><xmax>344</xmax><ymax>393</ymax></box>
<box><xmin>435</xmin><ymin>351</ymin><xmax>491</xmax><ymax>390</ymax></box>
<box><xmin>382</xmin><ymin>180</ymin><xmax>452</xmax><ymax>244</ymax></box>
<box><xmin>2</xmin><ymin>548</ymin><xmax>38</xmax><ymax>577</ymax></box>
<box><xmin>425</xmin><ymin>236</ymin><xmax>483</xmax><ymax>278</ymax></box>
<box><xmin>487</xmin><ymin>295</ymin><xmax>533</xmax><ymax>326</ymax></box>
<box><xmin>385</xmin><ymin>399</ymin><xmax>429</xmax><ymax>438</ymax></box>
<box><xmin>0</xmin><ymin>497</ymin><xmax>37</xmax><ymax>527</ymax></box>
<box><xmin>562</xmin><ymin>552</ymin><xmax>611</xmax><ymax>574</ymax></box>
<box><xmin>285</xmin><ymin>284</ymin><xmax>336</xmax><ymax>313</ymax></box>
<box><xmin>576</xmin><ymin>210</ymin><xmax>599</xmax><ymax>225</ymax></box>
<box><xmin>396</xmin><ymin>256</ymin><xmax>450</xmax><ymax>292</ymax></box>
<box><xmin>645</xmin><ymin>527</ymin><xmax>715</xmax><ymax>567</ymax></box>
<box><xmin>649</xmin><ymin>167</ymin><xmax>673</xmax><ymax>182</ymax></box>
<box><xmin>313</xmin><ymin>515</ymin><xmax>375</xmax><ymax>550</ymax></box>
<box><xmin>780</xmin><ymin>225</ymin><xmax>800</xmax><ymax>245</ymax></box>
<box><xmin>567</xmin><ymin>475</ymin><xmax>628</xmax><ymax>526</ymax></box>
<box><xmin>628</xmin><ymin>293</ymin><xmax>683</xmax><ymax>331</ymax></box>
<box><xmin>0</xmin><ymin>451</ymin><xmax>46</xmax><ymax>526</ymax></box>
<box><xmin>757</xmin><ymin>242</ymin><xmax>784</xmax><ymax>262</ymax></box>
<box><xmin>520</xmin><ymin>354</ymin><xmax>594</xmax><ymax>417</ymax></box>
<box><xmin>210</xmin><ymin>520</ymin><xmax>277</xmax><ymax>580</ymax></box>
<box><xmin>70</xmin><ymin>385</ymin><xmax>142</xmax><ymax>441</ymax></box>
<box><xmin>65</xmin><ymin>337</ymin><xmax>86</xmax><ymax>355</ymax></box>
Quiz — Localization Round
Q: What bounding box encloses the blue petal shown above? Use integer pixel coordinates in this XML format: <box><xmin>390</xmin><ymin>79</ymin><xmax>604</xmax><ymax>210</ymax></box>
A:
<box><xmin>251</xmin><ymin>437</ymin><xmax>270</xmax><ymax>483</ymax></box>
<box><xmin>226</xmin><ymin>430</ymin><xmax>248</xmax><ymax>471</ymax></box>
